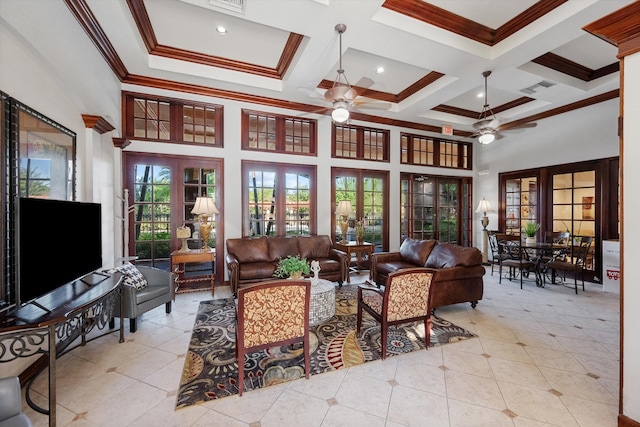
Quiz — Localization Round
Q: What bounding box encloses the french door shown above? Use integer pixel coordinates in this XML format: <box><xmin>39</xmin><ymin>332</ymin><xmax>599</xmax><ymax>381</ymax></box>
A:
<box><xmin>400</xmin><ymin>174</ymin><xmax>472</xmax><ymax>246</ymax></box>
<box><xmin>122</xmin><ymin>152</ymin><xmax>224</xmax><ymax>284</ymax></box>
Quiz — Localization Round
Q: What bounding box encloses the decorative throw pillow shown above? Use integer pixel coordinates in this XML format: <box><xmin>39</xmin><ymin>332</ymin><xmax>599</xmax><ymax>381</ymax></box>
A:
<box><xmin>104</xmin><ymin>262</ymin><xmax>148</xmax><ymax>290</ymax></box>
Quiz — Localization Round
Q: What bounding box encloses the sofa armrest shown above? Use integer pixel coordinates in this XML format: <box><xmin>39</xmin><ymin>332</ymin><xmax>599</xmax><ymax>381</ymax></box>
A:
<box><xmin>328</xmin><ymin>248</ymin><xmax>349</xmax><ymax>283</ymax></box>
<box><xmin>226</xmin><ymin>253</ymin><xmax>240</xmax><ymax>295</ymax></box>
<box><xmin>369</xmin><ymin>251</ymin><xmax>403</xmax><ymax>282</ymax></box>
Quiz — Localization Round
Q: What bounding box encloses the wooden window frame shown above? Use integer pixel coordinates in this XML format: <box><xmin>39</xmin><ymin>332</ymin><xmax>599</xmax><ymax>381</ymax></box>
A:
<box><xmin>400</xmin><ymin>132</ymin><xmax>472</xmax><ymax>170</ymax></box>
<box><xmin>242</xmin><ymin>160</ymin><xmax>317</xmax><ymax>237</ymax></box>
<box><xmin>241</xmin><ymin>109</ymin><xmax>317</xmax><ymax>156</ymax></box>
<box><xmin>332</xmin><ymin>124</ymin><xmax>390</xmax><ymax>162</ymax></box>
<box><xmin>331</xmin><ymin>167</ymin><xmax>389</xmax><ymax>252</ymax></box>
<box><xmin>122</xmin><ymin>91</ymin><xmax>224</xmax><ymax>147</ymax></box>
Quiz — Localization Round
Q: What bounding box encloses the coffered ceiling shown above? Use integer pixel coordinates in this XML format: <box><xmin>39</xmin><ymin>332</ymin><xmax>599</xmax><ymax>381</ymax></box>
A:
<box><xmin>4</xmin><ymin>0</ymin><xmax>633</xmax><ymax>139</ymax></box>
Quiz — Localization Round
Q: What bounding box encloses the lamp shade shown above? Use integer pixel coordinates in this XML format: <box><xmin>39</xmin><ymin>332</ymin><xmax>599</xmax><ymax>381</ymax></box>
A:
<box><xmin>478</xmin><ymin>133</ymin><xmax>495</xmax><ymax>144</ymax></box>
<box><xmin>475</xmin><ymin>199</ymin><xmax>493</xmax><ymax>214</ymax></box>
<box><xmin>335</xmin><ymin>200</ymin><xmax>354</xmax><ymax>216</ymax></box>
<box><xmin>191</xmin><ymin>197</ymin><xmax>219</xmax><ymax>215</ymax></box>
<box><xmin>331</xmin><ymin>102</ymin><xmax>350</xmax><ymax>123</ymax></box>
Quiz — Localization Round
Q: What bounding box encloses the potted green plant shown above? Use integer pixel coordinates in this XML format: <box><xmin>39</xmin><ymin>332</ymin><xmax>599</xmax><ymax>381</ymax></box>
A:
<box><xmin>522</xmin><ymin>222</ymin><xmax>540</xmax><ymax>244</ymax></box>
<box><xmin>273</xmin><ymin>255</ymin><xmax>310</xmax><ymax>279</ymax></box>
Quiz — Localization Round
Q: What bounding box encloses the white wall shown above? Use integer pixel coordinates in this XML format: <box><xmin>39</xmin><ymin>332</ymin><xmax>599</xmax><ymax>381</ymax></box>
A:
<box><xmin>473</xmin><ymin>98</ymin><xmax>620</xmax><ymax>249</ymax></box>
<box><xmin>0</xmin><ymin>4</ymin><xmax>121</xmax><ymax>376</ymax></box>
<box><xmin>622</xmin><ymin>51</ymin><xmax>640</xmax><ymax>422</ymax></box>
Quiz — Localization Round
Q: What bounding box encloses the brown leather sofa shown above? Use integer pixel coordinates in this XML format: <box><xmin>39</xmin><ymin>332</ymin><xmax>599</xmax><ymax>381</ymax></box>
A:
<box><xmin>370</xmin><ymin>238</ymin><xmax>485</xmax><ymax>310</ymax></box>
<box><xmin>226</xmin><ymin>235</ymin><xmax>349</xmax><ymax>295</ymax></box>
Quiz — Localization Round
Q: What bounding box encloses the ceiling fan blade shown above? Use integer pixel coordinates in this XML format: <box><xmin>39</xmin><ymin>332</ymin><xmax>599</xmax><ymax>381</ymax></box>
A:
<box><xmin>354</xmin><ymin>77</ymin><xmax>375</xmax><ymax>89</ymax></box>
<box><xmin>499</xmin><ymin>122</ymin><xmax>537</xmax><ymax>132</ymax></box>
<box><xmin>297</xmin><ymin>87</ymin><xmax>325</xmax><ymax>100</ymax></box>
<box><xmin>353</xmin><ymin>97</ymin><xmax>392</xmax><ymax>110</ymax></box>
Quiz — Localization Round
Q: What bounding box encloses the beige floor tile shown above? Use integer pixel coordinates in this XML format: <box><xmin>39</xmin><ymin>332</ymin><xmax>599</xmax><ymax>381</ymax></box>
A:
<box><xmin>142</xmin><ymin>357</ymin><xmax>187</xmax><ymax>392</ymax></box>
<box><xmin>538</xmin><ymin>366</ymin><xmax>617</xmax><ymax>406</ymax></box>
<box><xmin>481</xmin><ymin>339</ymin><xmax>534</xmax><ymax>364</ymax></box>
<box><xmin>347</xmin><ymin>357</ymin><xmax>398</xmax><ymax>381</ymax></box>
<box><xmin>572</xmin><ymin>353</ymin><xmax>619</xmax><ymax>380</ymax></box>
<box><xmin>498</xmin><ymin>381</ymin><xmax>579</xmax><ymax>426</ymax></box>
<box><xmin>447</xmin><ymin>398</ymin><xmax>516</xmax><ymax>427</ymax></box>
<box><xmin>488</xmin><ymin>358</ymin><xmax>551</xmax><ymax>390</ymax></box>
<box><xmin>116</xmin><ymin>347</ymin><xmax>180</xmax><ymax>380</ymax></box>
<box><xmin>259</xmin><ymin>388</ymin><xmax>329</xmax><ymax>427</ymax></box>
<box><xmin>444</xmin><ymin>370</ymin><xmax>506</xmax><ymax>410</ymax></box>
<box><xmin>192</xmin><ymin>410</ymin><xmax>250</xmax><ymax>427</ymax></box>
<box><xmin>202</xmin><ymin>383</ymin><xmax>287</xmax><ymax>423</ymax></box>
<box><xmin>387</xmin><ymin>385</ymin><xmax>449</xmax><ymax>426</ymax></box>
<box><xmin>554</xmin><ymin>336</ymin><xmax>617</xmax><ymax>360</ymax></box>
<box><xmin>334</xmin><ymin>372</ymin><xmax>392</xmax><ymax>419</ymax></box>
<box><xmin>321</xmin><ymin>404</ymin><xmax>385</xmax><ymax>427</ymax></box>
<box><xmin>443</xmin><ymin>348</ymin><xmax>494</xmax><ymax>378</ymax></box>
<box><xmin>395</xmin><ymin>357</ymin><xmax>446</xmax><ymax>396</ymax></box>
<box><xmin>128</xmin><ymin>396</ymin><xmax>210</xmax><ymax>427</ymax></box>
<box><xmin>524</xmin><ymin>346</ymin><xmax>588</xmax><ymax>374</ymax></box>
<box><xmin>286</xmin><ymin>367</ymin><xmax>348</xmax><ymax>400</ymax></box>
<box><xmin>85</xmin><ymin>381</ymin><xmax>167</xmax><ymax>426</ymax></box>
<box><xmin>561</xmin><ymin>395</ymin><xmax>618</xmax><ymax>427</ymax></box>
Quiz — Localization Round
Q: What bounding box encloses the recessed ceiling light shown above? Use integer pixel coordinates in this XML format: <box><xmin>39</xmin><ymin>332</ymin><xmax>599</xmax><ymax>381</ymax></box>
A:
<box><xmin>216</xmin><ymin>26</ymin><xmax>227</xmax><ymax>35</ymax></box>
<box><xmin>376</xmin><ymin>67</ymin><xmax>385</xmax><ymax>74</ymax></box>
<box><xmin>477</xmin><ymin>92</ymin><xmax>484</xmax><ymax>98</ymax></box>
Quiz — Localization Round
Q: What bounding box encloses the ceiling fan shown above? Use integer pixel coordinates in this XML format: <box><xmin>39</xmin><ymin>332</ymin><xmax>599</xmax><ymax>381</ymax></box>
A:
<box><xmin>300</xmin><ymin>24</ymin><xmax>391</xmax><ymax>122</ymax></box>
<box><xmin>471</xmin><ymin>71</ymin><xmax>537</xmax><ymax>144</ymax></box>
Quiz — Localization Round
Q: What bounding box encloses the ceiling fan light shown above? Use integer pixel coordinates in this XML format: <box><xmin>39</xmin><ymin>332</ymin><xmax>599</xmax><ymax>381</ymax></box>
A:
<box><xmin>478</xmin><ymin>133</ymin><xmax>495</xmax><ymax>145</ymax></box>
<box><xmin>332</xmin><ymin>105</ymin><xmax>350</xmax><ymax>123</ymax></box>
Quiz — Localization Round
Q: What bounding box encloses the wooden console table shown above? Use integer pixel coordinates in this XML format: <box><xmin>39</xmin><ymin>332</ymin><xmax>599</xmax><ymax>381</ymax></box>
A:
<box><xmin>334</xmin><ymin>241</ymin><xmax>374</xmax><ymax>283</ymax></box>
<box><xmin>0</xmin><ymin>272</ymin><xmax>123</xmax><ymax>427</ymax></box>
<box><xmin>171</xmin><ymin>249</ymin><xmax>215</xmax><ymax>296</ymax></box>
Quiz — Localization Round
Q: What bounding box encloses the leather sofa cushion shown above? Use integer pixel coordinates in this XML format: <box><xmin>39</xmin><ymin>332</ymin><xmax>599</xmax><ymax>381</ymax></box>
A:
<box><xmin>399</xmin><ymin>238</ymin><xmax>438</xmax><ymax>266</ymax></box>
<box><xmin>298</xmin><ymin>235</ymin><xmax>331</xmax><ymax>259</ymax></box>
<box><xmin>135</xmin><ymin>285</ymin><xmax>170</xmax><ymax>305</ymax></box>
<box><xmin>239</xmin><ymin>261</ymin><xmax>277</xmax><ymax>280</ymax></box>
<box><xmin>426</xmin><ymin>243</ymin><xmax>482</xmax><ymax>268</ymax></box>
<box><xmin>376</xmin><ymin>261</ymin><xmax>417</xmax><ymax>277</ymax></box>
<box><xmin>227</xmin><ymin>237</ymin><xmax>270</xmax><ymax>263</ymax></box>
<box><xmin>268</xmin><ymin>237</ymin><xmax>300</xmax><ymax>261</ymax></box>
<box><xmin>431</xmin><ymin>265</ymin><xmax>485</xmax><ymax>282</ymax></box>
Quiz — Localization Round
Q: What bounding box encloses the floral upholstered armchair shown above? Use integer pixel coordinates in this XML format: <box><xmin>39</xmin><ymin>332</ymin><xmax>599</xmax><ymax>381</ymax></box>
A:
<box><xmin>357</xmin><ymin>268</ymin><xmax>434</xmax><ymax>359</ymax></box>
<box><xmin>235</xmin><ymin>280</ymin><xmax>311</xmax><ymax>396</ymax></box>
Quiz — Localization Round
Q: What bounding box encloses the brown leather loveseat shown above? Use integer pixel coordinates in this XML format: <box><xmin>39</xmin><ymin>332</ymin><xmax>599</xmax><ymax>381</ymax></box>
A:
<box><xmin>226</xmin><ymin>235</ymin><xmax>348</xmax><ymax>295</ymax></box>
<box><xmin>370</xmin><ymin>238</ymin><xmax>485</xmax><ymax>310</ymax></box>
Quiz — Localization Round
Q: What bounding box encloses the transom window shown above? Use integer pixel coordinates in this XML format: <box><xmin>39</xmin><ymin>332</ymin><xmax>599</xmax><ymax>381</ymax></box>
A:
<box><xmin>241</xmin><ymin>110</ymin><xmax>316</xmax><ymax>155</ymax></box>
<box><xmin>123</xmin><ymin>92</ymin><xmax>223</xmax><ymax>146</ymax></box>
<box><xmin>401</xmin><ymin>133</ymin><xmax>471</xmax><ymax>169</ymax></box>
<box><xmin>333</xmin><ymin>124</ymin><xmax>389</xmax><ymax>162</ymax></box>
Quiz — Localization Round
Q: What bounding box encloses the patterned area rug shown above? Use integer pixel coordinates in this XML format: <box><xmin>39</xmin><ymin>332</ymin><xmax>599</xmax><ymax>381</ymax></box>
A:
<box><xmin>176</xmin><ymin>285</ymin><xmax>476</xmax><ymax>409</ymax></box>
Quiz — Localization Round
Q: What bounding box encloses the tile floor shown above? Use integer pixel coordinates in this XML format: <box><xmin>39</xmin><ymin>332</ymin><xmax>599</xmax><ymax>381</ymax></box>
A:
<box><xmin>24</xmin><ymin>267</ymin><xmax>620</xmax><ymax>426</ymax></box>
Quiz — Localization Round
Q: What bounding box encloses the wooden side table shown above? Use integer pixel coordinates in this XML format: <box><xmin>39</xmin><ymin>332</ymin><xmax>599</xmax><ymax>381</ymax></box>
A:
<box><xmin>334</xmin><ymin>241</ymin><xmax>374</xmax><ymax>283</ymax></box>
<box><xmin>171</xmin><ymin>249</ymin><xmax>215</xmax><ymax>297</ymax></box>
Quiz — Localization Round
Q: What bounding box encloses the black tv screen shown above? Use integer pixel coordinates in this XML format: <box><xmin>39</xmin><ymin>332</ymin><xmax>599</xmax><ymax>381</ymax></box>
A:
<box><xmin>18</xmin><ymin>197</ymin><xmax>102</xmax><ymax>304</ymax></box>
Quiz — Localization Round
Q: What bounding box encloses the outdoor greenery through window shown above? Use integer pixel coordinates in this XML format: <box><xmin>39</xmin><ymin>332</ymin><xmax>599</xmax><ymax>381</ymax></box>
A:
<box><xmin>242</xmin><ymin>110</ymin><xmax>316</xmax><ymax>155</ymax></box>
<box><xmin>400</xmin><ymin>174</ymin><xmax>472</xmax><ymax>246</ymax></box>
<box><xmin>123</xmin><ymin>92</ymin><xmax>223</xmax><ymax>146</ymax></box>
<box><xmin>333</xmin><ymin>124</ymin><xmax>389</xmax><ymax>162</ymax></box>
<box><xmin>244</xmin><ymin>161</ymin><xmax>315</xmax><ymax>237</ymax></box>
<box><xmin>400</xmin><ymin>133</ymin><xmax>471</xmax><ymax>169</ymax></box>
<box><xmin>333</xmin><ymin>168</ymin><xmax>388</xmax><ymax>252</ymax></box>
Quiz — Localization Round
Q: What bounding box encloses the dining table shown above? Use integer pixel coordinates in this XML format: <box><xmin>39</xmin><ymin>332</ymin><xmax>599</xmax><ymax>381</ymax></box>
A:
<box><xmin>520</xmin><ymin>241</ymin><xmax>569</xmax><ymax>287</ymax></box>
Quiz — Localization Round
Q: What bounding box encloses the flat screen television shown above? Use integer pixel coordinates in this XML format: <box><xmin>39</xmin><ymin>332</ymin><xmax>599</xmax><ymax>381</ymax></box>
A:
<box><xmin>18</xmin><ymin>197</ymin><xmax>103</xmax><ymax>305</ymax></box>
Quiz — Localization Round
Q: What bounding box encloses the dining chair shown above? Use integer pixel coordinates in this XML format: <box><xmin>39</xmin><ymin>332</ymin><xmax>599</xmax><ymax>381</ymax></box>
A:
<box><xmin>544</xmin><ymin>236</ymin><xmax>594</xmax><ymax>293</ymax></box>
<box><xmin>487</xmin><ymin>231</ymin><xmax>506</xmax><ymax>275</ymax></box>
<box><xmin>357</xmin><ymin>268</ymin><xmax>434</xmax><ymax>360</ymax></box>
<box><xmin>0</xmin><ymin>376</ymin><xmax>33</xmax><ymax>427</ymax></box>
<box><xmin>236</xmin><ymin>279</ymin><xmax>311</xmax><ymax>396</ymax></box>
<box><xmin>498</xmin><ymin>238</ymin><xmax>538</xmax><ymax>289</ymax></box>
